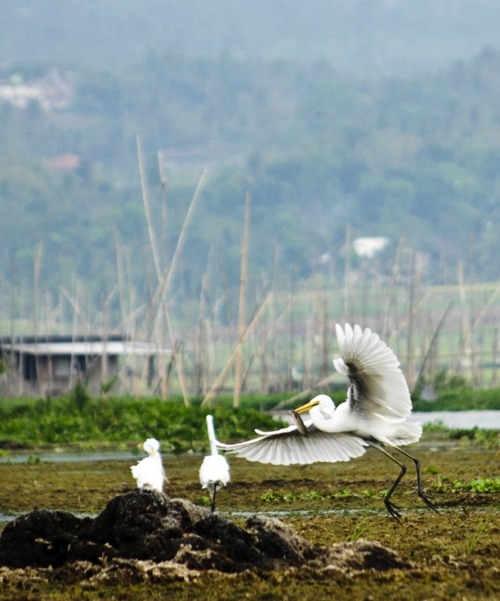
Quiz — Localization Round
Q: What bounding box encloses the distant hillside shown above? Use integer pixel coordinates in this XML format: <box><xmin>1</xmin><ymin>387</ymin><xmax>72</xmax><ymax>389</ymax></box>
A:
<box><xmin>1</xmin><ymin>0</ymin><xmax>500</xmax><ymax>77</ymax></box>
<box><xmin>2</xmin><ymin>45</ymin><xmax>500</xmax><ymax>311</ymax></box>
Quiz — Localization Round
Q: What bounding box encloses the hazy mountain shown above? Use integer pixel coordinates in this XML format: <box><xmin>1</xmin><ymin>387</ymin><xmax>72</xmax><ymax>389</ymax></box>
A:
<box><xmin>2</xmin><ymin>1</ymin><xmax>500</xmax><ymax>321</ymax></box>
<box><xmin>1</xmin><ymin>0</ymin><xmax>500</xmax><ymax>77</ymax></box>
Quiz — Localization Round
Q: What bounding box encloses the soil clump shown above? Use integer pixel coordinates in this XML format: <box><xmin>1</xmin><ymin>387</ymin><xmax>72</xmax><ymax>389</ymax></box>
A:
<box><xmin>0</xmin><ymin>489</ymin><xmax>408</xmax><ymax>577</ymax></box>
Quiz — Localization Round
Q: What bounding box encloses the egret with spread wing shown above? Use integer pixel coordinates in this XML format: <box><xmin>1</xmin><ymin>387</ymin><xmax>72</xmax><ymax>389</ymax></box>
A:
<box><xmin>130</xmin><ymin>438</ymin><xmax>166</xmax><ymax>493</ymax></box>
<box><xmin>199</xmin><ymin>415</ymin><xmax>230</xmax><ymax>512</ymax></box>
<box><xmin>217</xmin><ymin>323</ymin><xmax>437</xmax><ymax>519</ymax></box>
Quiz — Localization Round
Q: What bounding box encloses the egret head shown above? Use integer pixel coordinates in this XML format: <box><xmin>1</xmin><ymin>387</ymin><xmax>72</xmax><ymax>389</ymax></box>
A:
<box><xmin>143</xmin><ymin>438</ymin><xmax>161</xmax><ymax>455</ymax></box>
<box><xmin>295</xmin><ymin>394</ymin><xmax>336</xmax><ymax>423</ymax></box>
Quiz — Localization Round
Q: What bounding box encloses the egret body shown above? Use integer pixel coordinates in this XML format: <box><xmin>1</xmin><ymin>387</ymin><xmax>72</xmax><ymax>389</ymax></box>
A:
<box><xmin>217</xmin><ymin>324</ymin><xmax>437</xmax><ymax>519</ymax></box>
<box><xmin>200</xmin><ymin>415</ymin><xmax>230</xmax><ymax>511</ymax></box>
<box><xmin>130</xmin><ymin>438</ymin><xmax>166</xmax><ymax>493</ymax></box>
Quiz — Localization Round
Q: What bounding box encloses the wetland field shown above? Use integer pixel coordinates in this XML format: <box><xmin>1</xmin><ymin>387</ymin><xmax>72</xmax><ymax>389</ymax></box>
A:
<box><xmin>0</xmin><ymin>436</ymin><xmax>499</xmax><ymax>601</ymax></box>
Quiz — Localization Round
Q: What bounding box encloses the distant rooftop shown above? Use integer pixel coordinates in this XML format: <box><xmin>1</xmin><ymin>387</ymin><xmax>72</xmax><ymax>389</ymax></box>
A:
<box><xmin>0</xmin><ymin>335</ymin><xmax>170</xmax><ymax>356</ymax></box>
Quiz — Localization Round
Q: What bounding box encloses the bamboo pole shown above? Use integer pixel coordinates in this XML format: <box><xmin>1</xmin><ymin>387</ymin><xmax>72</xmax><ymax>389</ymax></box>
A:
<box><xmin>165</xmin><ymin>308</ymin><xmax>190</xmax><ymax>403</ymax></box>
<box><xmin>57</xmin><ymin>287</ymin><xmax>92</xmax><ymax>333</ymax></box>
<box><xmin>137</xmin><ymin>139</ymin><xmax>207</xmax><ymax>404</ymax></box>
<box><xmin>344</xmin><ymin>225</ymin><xmax>351</xmax><ymax>321</ymax></box>
<box><xmin>412</xmin><ymin>300</ymin><xmax>453</xmax><ymax>397</ymax></box>
<box><xmin>113</xmin><ymin>227</ymin><xmax>128</xmax><ymax>334</ymax></box>
<box><xmin>158</xmin><ymin>151</ymin><xmax>169</xmax><ymax>271</ymax></box>
<box><xmin>137</xmin><ymin>135</ymin><xmax>161</xmax><ymax>279</ymax></box>
<box><xmin>69</xmin><ymin>280</ymin><xmax>80</xmax><ymax>390</ymax></box>
<box><xmin>383</xmin><ymin>235</ymin><xmax>405</xmax><ymax>340</ymax></box>
<box><xmin>405</xmin><ymin>250</ymin><xmax>417</xmax><ymax>390</ymax></box>
<box><xmin>143</xmin><ymin>167</ymin><xmax>207</xmax><ymax>404</ymax></box>
<box><xmin>44</xmin><ymin>290</ymin><xmax>54</xmax><ymax>394</ymax></box>
<box><xmin>201</xmin><ymin>292</ymin><xmax>272</xmax><ymax>407</ymax></box>
<box><xmin>492</xmin><ymin>327</ymin><xmax>498</xmax><ymax>388</ymax></box>
<box><xmin>32</xmin><ymin>242</ymin><xmax>43</xmax><ymax>394</ymax></box>
<box><xmin>234</xmin><ymin>190</ymin><xmax>251</xmax><ymax>408</ymax></box>
<box><xmin>163</xmin><ymin>167</ymin><xmax>208</xmax><ymax>298</ymax></box>
<box><xmin>457</xmin><ymin>259</ymin><xmax>469</xmax><ymax>378</ymax></box>
<box><xmin>194</xmin><ymin>272</ymin><xmax>208</xmax><ymax>398</ymax></box>
<box><xmin>8</xmin><ymin>258</ymin><xmax>19</xmax><ymax>396</ymax></box>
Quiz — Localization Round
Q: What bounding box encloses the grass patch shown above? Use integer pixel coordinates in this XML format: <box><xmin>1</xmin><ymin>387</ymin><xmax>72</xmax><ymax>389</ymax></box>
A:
<box><xmin>413</xmin><ymin>387</ymin><xmax>500</xmax><ymax>411</ymax></box>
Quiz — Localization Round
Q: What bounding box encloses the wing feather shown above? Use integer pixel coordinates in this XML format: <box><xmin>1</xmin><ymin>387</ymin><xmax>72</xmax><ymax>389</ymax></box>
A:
<box><xmin>334</xmin><ymin>323</ymin><xmax>412</xmax><ymax>420</ymax></box>
<box><xmin>216</xmin><ymin>422</ymin><xmax>368</xmax><ymax>466</ymax></box>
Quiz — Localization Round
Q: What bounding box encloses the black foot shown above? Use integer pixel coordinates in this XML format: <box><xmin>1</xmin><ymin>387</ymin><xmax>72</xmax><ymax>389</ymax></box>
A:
<box><xmin>419</xmin><ymin>492</ymin><xmax>439</xmax><ymax>513</ymax></box>
<box><xmin>384</xmin><ymin>499</ymin><xmax>402</xmax><ymax>521</ymax></box>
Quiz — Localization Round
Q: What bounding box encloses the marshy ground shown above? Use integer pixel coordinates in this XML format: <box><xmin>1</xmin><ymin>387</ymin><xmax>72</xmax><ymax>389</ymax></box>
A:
<box><xmin>0</xmin><ymin>438</ymin><xmax>499</xmax><ymax>600</ymax></box>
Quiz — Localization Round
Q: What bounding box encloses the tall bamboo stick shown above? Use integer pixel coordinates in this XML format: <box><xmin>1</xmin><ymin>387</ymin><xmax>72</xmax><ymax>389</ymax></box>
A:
<box><xmin>412</xmin><ymin>299</ymin><xmax>453</xmax><ymax>396</ymax></box>
<box><xmin>457</xmin><ymin>259</ymin><xmax>469</xmax><ymax>378</ymax></box>
<box><xmin>234</xmin><ymin>190</ymin><xmax>251</xmax><ymax>408</ymax></box>
<box><xmin>32</xmin><ymin>242</ymin><xmax>43</xmax><ymax>395</ymax></box>
<box><xmin>143</xmin><ymin>167</ymin><xmax>207</xmax><ymax>404</ymax></box>
<box><xmin>158</xmin><ymin>151</ymin><xmax>169</xmax><ymax>271</ymax></box>
<box><xmin>405</xmin><ymin>250</ymin><xmax>417</xmax><ymax>390</ymax></box>
<box><xmin>491</xmin><ymin>327</ymin><xmax>498</xmax><ymax>388</ymax></box>
<box><xmin>137</xmin><ymin>135</ymin><xmax>161</xmax><ymax>279</ymax></box>
<box><xmin>201</xmin><ymin>292</ymin><xmax>272</xmax><ymax>407</ymax></box>
<box><xmin>344</xmin><ymin>225</ymin><xmax>351</xmax><ymax>321</ymax></box>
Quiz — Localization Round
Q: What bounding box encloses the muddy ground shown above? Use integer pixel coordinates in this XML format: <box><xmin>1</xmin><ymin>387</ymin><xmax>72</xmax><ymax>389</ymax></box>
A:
<box><xmin>0</xmin><ymin>440</ymin><xmax>499</xmax><ymax>600</ymax></box>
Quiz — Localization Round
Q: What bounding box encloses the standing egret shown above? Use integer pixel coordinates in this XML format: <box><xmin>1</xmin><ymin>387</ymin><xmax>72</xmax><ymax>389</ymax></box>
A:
<box><xmin>130</xmin><ymin>438</ymin><xmax>166</xmax><ymax>493</ymax></box>
<box><xmin>199</xmin><ymin>415</ymin><xmax>230</xmax><ymax>512</ymax></box>
<box><xmin>216</xmin><ymin>323</ymin><xmax>437</xmax><ymax>519</ymax></box>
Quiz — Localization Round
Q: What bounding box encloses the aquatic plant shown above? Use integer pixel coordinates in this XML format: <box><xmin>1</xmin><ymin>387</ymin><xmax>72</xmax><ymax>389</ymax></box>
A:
<box><xmin>452</xmin><ymin>477</ymin><xmax>500</xmax><ymax>493</ymax></box>
<box><xmin>464</xmin><ymin>517</ymin><xmax>490</xmax><ymax>555</ymax></box>
<box><xmin>347</xmin><ymin>516</ymin><xmax>376</xmax><ymax>542</ymax></box>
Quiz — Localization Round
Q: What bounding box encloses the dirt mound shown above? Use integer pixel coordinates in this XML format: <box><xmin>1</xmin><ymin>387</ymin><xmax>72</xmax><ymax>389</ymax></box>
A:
<box><xmin>0</xmin><ymin>489</ymin><xmax>410</xmax><ymax>575</ymax></box>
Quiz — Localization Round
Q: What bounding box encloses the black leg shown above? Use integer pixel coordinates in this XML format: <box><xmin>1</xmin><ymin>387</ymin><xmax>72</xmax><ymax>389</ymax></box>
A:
<box><xmin>370</xmin><ymin>442</ymin><xmax>407</xmax><ymax>521</ymax></box>
<box><xmin>393</xmin><ymin>446</ymin><xmax>439</xmax><ymax>513</ymax></box>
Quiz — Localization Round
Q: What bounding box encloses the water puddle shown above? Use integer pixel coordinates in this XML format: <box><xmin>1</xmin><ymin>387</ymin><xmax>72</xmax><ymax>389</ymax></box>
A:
<box><xmin>0</xmin><ymin>451</ymin><xmax>138</xmax><ymax>464</ymax></box>
<box><xmin>2</xmin><ymin>505</ymin><xmax>496</xmax><ymax>526</ymax></box>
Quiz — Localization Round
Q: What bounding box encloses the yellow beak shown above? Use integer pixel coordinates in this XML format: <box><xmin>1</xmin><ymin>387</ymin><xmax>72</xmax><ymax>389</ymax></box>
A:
<box><xmin>294</xmin><ymin>399</ymin><xmax>320</xmax><ymax>415</ymax></box>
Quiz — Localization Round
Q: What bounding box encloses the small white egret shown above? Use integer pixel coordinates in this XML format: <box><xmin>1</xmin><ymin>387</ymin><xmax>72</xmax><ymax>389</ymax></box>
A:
<box><xmin>199</xmin><ymin>415</ymin><xmax>230</xmax><ymax>512</ymax></box>
<box><xmin>217</xmin><ymin>323</ymin><xmax>438</xmax><ymax>519</ymax></box>
<box><xmin>130</xmin><ymin>438</ymin><xmax>166</xmax><ymax>493</ymax></box>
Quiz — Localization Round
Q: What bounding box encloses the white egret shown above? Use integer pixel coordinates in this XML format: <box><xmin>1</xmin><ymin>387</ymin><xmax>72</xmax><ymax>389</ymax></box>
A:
<box><xmin>130</xmin><ymin>438</ymin><xmax>166</xmax><ymax>493</ymax></box>
<box><xmin>216</xmin><ymin>323</ymin><xmax>437</xmax><ymax>519</ymax></box>
<box><xmin>199</xmin><ymin>415</ymin><xmax>230</xmax><ymax>512</ymax></box>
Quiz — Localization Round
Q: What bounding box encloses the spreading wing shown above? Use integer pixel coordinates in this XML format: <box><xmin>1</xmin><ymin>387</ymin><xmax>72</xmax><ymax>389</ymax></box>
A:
<box><xmin>333</xmin><ymin>323</ymin><xmax>412</xmax><ymax>421</ymax></box>
<box><xmin>215</xmin><ymin>422</ymin><xmax>368</xmax><ymax>466</ymax></box>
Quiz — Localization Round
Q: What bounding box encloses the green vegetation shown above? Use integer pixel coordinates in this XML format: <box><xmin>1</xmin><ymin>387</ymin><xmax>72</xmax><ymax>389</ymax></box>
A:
<box><xmin>0</xmin><ymin>388</ymin><xmax>285</xmax><ymax>451</ymax></box>
<box><xmin>260</xmin><ymin>476</ymin><xmax>500</xmax><ymax>505</ymax></box>
<box><xmin>413</xmin><ymin>387</ymin><xmax>500</xmax><ymax>411</ymax></box>
<box><xmin>260</xmin><ymin>489</ymin><xmax>388</xmax><ymax>503</ymax></box>
<box><xmin>453</xmin><ymin>478</ymin><xmax>500</xmax><ymax>493</ymax></box>
<box><xmin>0</xmin><ymin>386</ymin><xmax>498</xmax><ymax>450</ymax></box>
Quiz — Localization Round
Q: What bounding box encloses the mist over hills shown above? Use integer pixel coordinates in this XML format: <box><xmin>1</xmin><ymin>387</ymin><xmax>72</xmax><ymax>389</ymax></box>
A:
<box><xmin>1</xmin><ymin>0</ymin><xmax>500</xmax><ymax>324</ymax></box>
<box><xmin>2</xmin><ymin>0</ymin><xmax>500</xmax><ymax>77</ymax></box>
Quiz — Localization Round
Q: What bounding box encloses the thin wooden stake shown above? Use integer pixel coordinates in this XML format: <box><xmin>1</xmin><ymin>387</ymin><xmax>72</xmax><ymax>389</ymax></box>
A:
<box><xmin>234</xmin><ymin>190</ymin><xmax>251</xmax><ymax>408</ymax></box>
